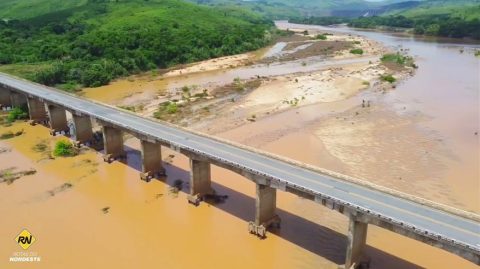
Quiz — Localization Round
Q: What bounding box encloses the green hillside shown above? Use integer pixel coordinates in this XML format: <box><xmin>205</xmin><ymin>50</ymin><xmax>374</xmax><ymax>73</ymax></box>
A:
<box><xmin>389</xmin><ymin>0</ymin><xmax>480</xmax><ymax>20</ymax></box>
<box><xmin>0</xmin><ymin>0</ymin><xmax>273</xmax><ymax>89</ymax></box>
<box><xmin>348</xmin><ymin>0</ymin><xmax>480</xmax><ymax>38</ymax></box>
<box><xmin>190</xmin><ymin>0</ymin><xmax>383</xmax><ymax>18</ymax></box>
<box><xmin>291</xmin><ymin>0</ymin><xmax>480</xmax><ymax>39</ymax></box>
<box><xmin>0</xmin><ymin>0</ymin><xmax>88</xmax><ymax>19</ymax></box>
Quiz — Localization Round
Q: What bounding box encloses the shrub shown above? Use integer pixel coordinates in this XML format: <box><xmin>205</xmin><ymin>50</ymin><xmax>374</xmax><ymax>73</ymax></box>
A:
<box><xmin>7</xmin><ymin>107</ymin><xmax>28</xmax><ymax>122</ymax></box>
<box><xmin>53</xmin><ymin>140</ymin><xmax>77</xmax><ymax>157</ymax></box>
<box><xmin>381</xmin><ymin>53</ymin><xmax>406</xmax><ymax>64</ymax></box>
<box><xmin>0</xmin><ymin>131</ymin><xmax>14</xmax><ymax>140</ymax></box>
<box><xmin>166</xmin><ymin>102</ymin><xmax>178</xmax><ymax>114</ymax></box>
<box><xmin>380</xmin><ymin>74</ymin><xmax>396</xmax><ymax>83</ymax></box>
<box><xmin>350</xmin><ymin>48</ymin><xmax>364</xmax><ymax>55</ymax></box>
<box><xmin>315</xmin><ymin>34</ymin><xmax>327</xmax><ymax>40</ymax></box>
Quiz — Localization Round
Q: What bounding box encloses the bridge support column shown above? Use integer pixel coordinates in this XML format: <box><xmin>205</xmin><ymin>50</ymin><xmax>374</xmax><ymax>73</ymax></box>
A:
<box><xmin>27</xmin><ymin>97</ymin><xmax>48</xmax><ymax>124</ymax></box>
<box><xmin>0</xmin><ymin>89</ymin><xmax>12</xmax><ymax>109</ymax></box>
<box><xmin>344</xmin><ymin>214</ymin><xmax>369</xmax><ymax>269</ymax></box>
<box><xmin>187</xmin><ymin>158</ymin><xmax>213</xmax><ymax>206</ymax></box>
<box><xmin>140</xmin><ymin>140</ymin><xmax>165</xmax><ymax>182</ymax></box>
<box><xmin>102</xmin><ymin>126</ymin><xmax>125</xmax><ymax>163</ymax></box>
<box><xmin>248</xmin><ymin>183</ymin><xmax>280</xmax><ymax>238</ymax></box>
<box><xmin>46</xmin><ymin>104</ymin><xmax>69</xmax><ymax>135</ymax></box>
<box><xmin>10</xmin><ymin>92</ymin><xmax>27</xmax><ymax>108</ymax></box>
<box><xmin>72</xmin><ymin>114</ymin><xmax>93</xmax><ymax>146</ymax></box>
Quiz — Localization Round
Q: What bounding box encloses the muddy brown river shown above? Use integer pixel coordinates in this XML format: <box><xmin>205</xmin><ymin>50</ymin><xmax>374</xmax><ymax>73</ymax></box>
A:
<box><xmin>0</xmin><ymin>21</ymin><xmax>478</xmax><ymax>269</ymax></box>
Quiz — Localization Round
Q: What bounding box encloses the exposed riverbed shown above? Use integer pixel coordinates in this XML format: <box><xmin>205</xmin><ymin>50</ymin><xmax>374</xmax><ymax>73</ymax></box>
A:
<box><xmin>0</xmin><ymin>21</ymin><xmax>478</xmax><ymax>269</ymax></box>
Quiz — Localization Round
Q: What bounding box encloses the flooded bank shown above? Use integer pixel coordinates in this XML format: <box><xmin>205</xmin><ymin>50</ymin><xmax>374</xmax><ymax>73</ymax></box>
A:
<box><xmin>1</xmin><ymin>21</ymin><xmax>479</xmax><ymax>269</ymax></box>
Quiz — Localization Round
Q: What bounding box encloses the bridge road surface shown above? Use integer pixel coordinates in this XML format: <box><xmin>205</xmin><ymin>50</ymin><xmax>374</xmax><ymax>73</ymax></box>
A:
<box><xmin>1</xmin><ymin>73</ymin><xmax>479</xmax><ymax>257</ymax></box>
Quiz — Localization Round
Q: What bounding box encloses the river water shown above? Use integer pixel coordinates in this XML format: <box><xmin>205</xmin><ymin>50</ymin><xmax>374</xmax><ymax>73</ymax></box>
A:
<box><xmin>276</xmin><ymin>21</ymin><xmax>480</xmax><ymax>212</ymax></box>
<box><xmin>0</xmin><ymin>21</ymin><xmax>478</xmax><ymax>269</ymax></box>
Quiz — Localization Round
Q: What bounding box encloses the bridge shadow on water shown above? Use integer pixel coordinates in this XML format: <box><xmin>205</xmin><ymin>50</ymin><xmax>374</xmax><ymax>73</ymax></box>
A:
<box><xmin>120</xmin><ymin>145</ymin><xmax>423</xmax><ymax>269</ymax></box>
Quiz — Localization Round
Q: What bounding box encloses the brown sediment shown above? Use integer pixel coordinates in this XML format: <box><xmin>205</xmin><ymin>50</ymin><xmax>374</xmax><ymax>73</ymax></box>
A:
<box><xmin>283</xmin><ymin>40</ymin><xmax>314</xmax><ymax>51</ymax></box>
<box><xmin>0</xmin><ymin>167</ymin><xmax>36</xmax><ymax>184</ymax></box>
<box><xmin>279</xmin><ymin>40</ymin><xmax>353</xmax><ymax>61</ymax></box>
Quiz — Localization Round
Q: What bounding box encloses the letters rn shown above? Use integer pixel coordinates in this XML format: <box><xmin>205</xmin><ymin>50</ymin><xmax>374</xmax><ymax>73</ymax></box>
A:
<box><xmin>18</xmin><ymin>236</ymin><xmax>32</xmax><ymax>244</ymax></box>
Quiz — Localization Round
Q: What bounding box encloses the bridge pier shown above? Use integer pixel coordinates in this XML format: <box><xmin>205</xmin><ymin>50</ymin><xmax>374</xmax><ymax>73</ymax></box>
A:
<box><xmin>0</xmin><ymin>88</ymin><xmax>12</xmax><ymax>109</ymax></box>
<box><xmin>102</xmin><ymin>126</ymin><xmax>125</xmax><ymax>163</ymax></box>
<box><xmin>140</xmin><ymin>140</ymin><xmax>165</xmax><ymax>182</ymax></box>
<box><xmin>248</xmin><ymin>183</ymin><xmax>280</xmax><ymax>238</ymax></box>
<box><xmin>10</xmin><ymin>92</ymin><xmax>27</xmax><ymax>108</ymax></box>
<box><xmin>46</xmin><ymin>104</ymin><xmax>69</xmax><ymax>135</ymax></box>
<box><xmin>343</xmin><ymin>214</ymin><xmax>369</xmax><ymax>269</ymax></box>
<box><xmin>72</xmin><ymin>114</ymin><xmax>93</xmax><ymax>146</ymax></box>
<box><xmin>187</xmin><ymin>158</ymin><xmax>213</xmax><ymax>206</ymax></box>
<box><xmin>27</xmin><ymin>97</ymin><xmax>48</xmax><ymax>124</ymax></box>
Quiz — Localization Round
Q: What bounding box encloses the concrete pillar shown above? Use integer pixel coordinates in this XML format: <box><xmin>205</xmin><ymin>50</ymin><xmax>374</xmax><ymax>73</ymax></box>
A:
<box><xmin>27</xmin><ymin>97</ymin><xmax>48</xmax><ymax>123</ymax></box>
<box><xmin>187</xmin><ymin>158</ymin><xmax>212</xmax><ymax>205</ymax></box>
<box><xmin>344</xmin><ymin>214</ymin><xmax>369</xmax><ymax>269</ymax></box>
<box><xmin>248</xmin><ymin>183</ymin><xmax>280</xmax><ymax>238</ymax></box>
<box><xmin>140</xmin><ymin>140</ymin><xmax>164</xmax><ymax>181</ymax></box>
<box><xmin>46</xmin><ymin>104</ymin><xmax>69</xmax><ymax>135</ymax></box>
<box><xmin>0</xmin><ymin>88</ymin><xmax>12</xmax><ymax>108</ymax></box>
<box><xmin>10</xmin><ymin>92</ymin><xmax>27</xmax><ymax>108</ymax></box>
<box><xmin>72</xmin><ymin>114</ymin><xmax>93</xmax><ymax>144</ymax></box>
<box><xmin>102</xmin><ymin>126</ymin><xmax>124</xmax><ymax>162</ymax></box>
<box><xmin>255</xmin><ymin>184</ymin><xmax>277</xmax><ymax>225</ymax></box>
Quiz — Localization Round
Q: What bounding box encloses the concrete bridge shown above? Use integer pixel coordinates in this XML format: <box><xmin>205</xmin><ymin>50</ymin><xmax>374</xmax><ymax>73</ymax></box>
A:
<box><xmin>0</xmin><ymin>73</ymin><xmax>479</xmax><ymax>268</ymax></box>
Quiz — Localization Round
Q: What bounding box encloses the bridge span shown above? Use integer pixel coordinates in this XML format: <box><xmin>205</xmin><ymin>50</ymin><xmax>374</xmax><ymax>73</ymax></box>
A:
<box><xmin>0</xmin><ymin>73</ymin><xmax>479</xmax><ymax>268</ymax></box>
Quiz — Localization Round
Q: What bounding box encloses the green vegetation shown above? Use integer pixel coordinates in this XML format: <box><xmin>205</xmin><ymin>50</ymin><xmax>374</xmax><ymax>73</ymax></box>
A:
<box><xmin>380</xmin><ymin>74</ymin><xmax>396</xmax><ymax>84</ymax></box>
<box><xmin>153</xmin><ymin>101</ymin><xmax>180</xmax><ymax>120</ymax></box>
<box><xmin>0</xmin><ymin>131</ymin><xmax>14</xmax><ymax>140</ymax></box>
<box><xmin>7</xmin><ymin>107</ymin><xmax>28</xmax><ymax>122</ymax></box>
<box><xmin>315</xmin><ymin>34</ymin><xmax>327</xmax><ymax>40</ymax></box>
<box><xmin>165</xmin><ymin>102</ymin><xmax>178</xmax><ymax>114</ymax></box>
<box><xmin>290</xmin><ymin>16</ymin><xmax>348</xmax><ymax>26</ymax></box>
<box><xmin>381</xmin><ymin>53</ymin><xmax>416</xmax><ymax>68</ymax></box>
<box><xmin>53</xmin><ymin>140</ymin><xmax>77</xmax><ymax>157</ymax></box>
<box><xmin>118</xmin><ymin>104</ymin><xmax>143</xmax><ymax>112</ymax></box>
<box><xmin>475</xmin><ymin>50</ymin><xmax>480</xmax><ymax>57</ymax></box>
<box><xmin>350</xmin><ymin>48</ymin><xmax>364</xmax><ymax>55</ymax></box>
<box><xmin>0</xmin><ymin>129</ymin><xmax>24</xmax><ymax>140</ymax></box>
<box><xmin>290</xmin><ymin>1</ymin><xmax>480</xmax><ymax>40</ymax></box>
<box><xmin>0</xmin><ymin>0</ymin><xmax>273</xmax><ymax>88</ymax></box>
<box><xmin>348</xmin><ymin>15</ymin><xmax>480</xmax><ymax>39</ymax></box>
<box><xmin>191</xmin><ymin>0</ymin><xmax>381</xmax><ymax>18</ymax></box>
<box><xmin>233</xmin><ymin>77</ymin><xmax>245</xmax><ymax>91</ymax></box>
<box><xmin>0</xmin><ymin>167</ymin><xmax>36</xmax><ymax>184</ymax></box>
<box><xmin>390</xmin><ymin>0</ymin><xmax>480</xmax><ymax>21</ymax></box>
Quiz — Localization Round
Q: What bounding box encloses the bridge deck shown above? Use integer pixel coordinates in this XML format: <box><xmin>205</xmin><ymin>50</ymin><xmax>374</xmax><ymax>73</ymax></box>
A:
<box><xmin>1</xmin><ymin>73</ymin><xmax>479</xmax><ymax>255</ymax></box>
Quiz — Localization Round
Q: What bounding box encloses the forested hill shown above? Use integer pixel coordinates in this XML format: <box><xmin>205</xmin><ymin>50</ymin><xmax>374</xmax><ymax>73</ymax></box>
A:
<box><xmin>290</xmin><ymin>0</ymin><xmax>480</xmax><ymax>40</ymax></box>
<box><xmin>0</xmin><ymin>0</ymin><xmax>272</xmax><ymax>89</ymax></box>
<box><xmin>189</xmin><ymin>0</ymin><xmax>383</xmax><ymax>18</ymax></box>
